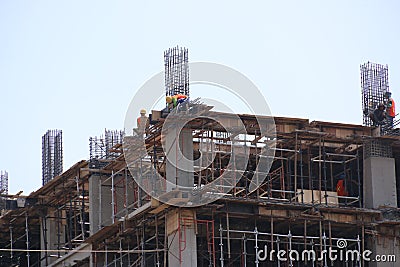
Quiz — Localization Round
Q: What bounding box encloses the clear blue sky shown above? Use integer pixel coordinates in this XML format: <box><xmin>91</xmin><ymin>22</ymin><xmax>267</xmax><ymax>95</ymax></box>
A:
<box><xmin>1</xmin><ymin>1</ymin><xmax>399</xmax><ymax>194</ymax></box>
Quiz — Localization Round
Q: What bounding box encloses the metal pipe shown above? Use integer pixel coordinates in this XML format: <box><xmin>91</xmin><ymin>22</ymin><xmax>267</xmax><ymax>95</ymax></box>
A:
<box><xmin>41</xmin><ymin>215</ymin><xmax>49</xmax><ymax>266</ymax></box>
<box><xmin>125</xmin><ymin>167</ymin><xmax>129</xmax><ymax>215</ymax></box>
<box><xmin>9</xmin><ymin>226</ymin><xmax>13</xmax><ymax>262</ymax></box>
<box><xmin>325</xmin><ymin>153</ymin><xmax>357</xmax><ymax>158</ymax></box>
<box><xmin>119</xmin><ymin>238</ymin><xmax>123</xmax><ymax>267</ymax></box>
<box><xmin>56</xmin><ymin>207</ymin><xmax>61</xmax><ymax>258</ymax></box>
<box><xmin>155</xmin><ymin>216</ymin><xmax>160</xmax><ymax>267</ymax></box>
<box><xmin>356</xmin><ymin>150</ymin><xmax>362</xmax><ymax>208</ymax></box>
<box><xmin>288</xmin><ymin>230</ymin><xmax>293</xmax><ymax>267</ymax></box>
<box><xmin>226</xmin><ymin>212</ymin><xmax>231</xmax><ymax>259</ymax></box>
<box><xmin>357</xmin><ymin>235</ymin><xmax>362</xmax><ymax>267</ymax></box>
<box><xmin>25</xmin><ymin>213</ymin><xmax>30</xmax><ymax>267</ymax></box>
<box><xmin>300</xmin><ymin>136</ymin><xmax>304</xmax><ymax>204</ymax></box>
<box><xmin>254</xmin><ymin>227</ymin><xmax>259</xmax><ymax>267</ymax></box>
<box><xmin>294</xmin><ymin>132</ymin><xmax>298</xmax><ymax>203</ymax></box>
<box><xmin>105</xmin><ymin>243</ymin><xmax>108</xmax><ymax>265</ymax></box>
<box><xmin>219</xmin><ymin>224</ymin><xmax>224</xmax><ymax>267</ymax></box>
<box><xmin>318</xmin><ymin>137</ymin><xmax>323</xmax><ymax>204</ymax></box>
<box><xmin>242</xmin><ymin>234</ymin><xmax>247</xmax><ymax>267</ymax></box>
<box><xmin>323</xmin><ymin>232</ymin><xmax>327</xmax><ymax>267</ymax></box>
<box><xmin>323</xmin><ymin>139</ymin><xmax>328</xmax><ymax>206</ymax></box>
<box><xmin>111</xmin><ymin>170</ymin><xmax>115</xmax><ymax>224</ymax></box>
<box><xmin>276</xmin><ymin>236</ymin><xmax>281</xmax><ymax>267</ymax></box>
<box><xmin>99</xmin><ymin>174</ymin><xmax>102</xmax><ymax>230</ymax></box>
<box><xmin>80</xmin><ymin>178</ymin><xmax>86</xmax><ymax>241</ymax></box>
<box><xmin>343</xmin><ymin>161</ymin><xmax>347</xmax><ymax>206</ymax></box>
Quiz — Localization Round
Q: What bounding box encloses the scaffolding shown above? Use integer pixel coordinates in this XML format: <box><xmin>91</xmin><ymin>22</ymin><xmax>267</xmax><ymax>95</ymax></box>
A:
<box><xmin>164</xmin><ymin>46</ymin><xmax>189</xmax><ymax>98</ymax></box>
<box><xmin>42</xmin><ymin>130</ymin><xmax>63</xmax><ymax>186</ymax></box>
<box><xmin>1</xmin><ymin>52</ymin><xmax>400</xmax><ymax>266</ymax></box>
<box><xmin>217</xmin><ymin>218</ymin><xmax>363</xmax><ymax>267</ymax></box>
<box><xmin>128</xmin><ymin>114</ymin><xmax>364</xmax><ymax>209</ymax></box>
<box><xmin>0</xmin><ymin>112</ymin><xmax>399</xmax><ymax>266</ymax></box>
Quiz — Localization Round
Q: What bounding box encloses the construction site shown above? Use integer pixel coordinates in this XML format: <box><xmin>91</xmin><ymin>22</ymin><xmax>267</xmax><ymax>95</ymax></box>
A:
<box><xmin>1</xmin><ymin>47</ymin><xmax>400</xmax><ymax>267</ymax></box>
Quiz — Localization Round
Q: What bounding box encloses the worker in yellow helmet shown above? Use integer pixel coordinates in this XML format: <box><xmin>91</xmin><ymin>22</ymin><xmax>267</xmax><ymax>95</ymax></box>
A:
<box><xmin>137</xmin><ymin>109</ymin><xmax>149</xmax><ymax>131</ymax></box>
<box><xmin>166</xmin><ymin>96</ymin><xmax>174</xmax><ymax>111</ymax></box>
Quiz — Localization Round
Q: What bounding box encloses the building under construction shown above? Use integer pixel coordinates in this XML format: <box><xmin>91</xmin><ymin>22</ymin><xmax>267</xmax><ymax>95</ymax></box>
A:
<box><xmin>0</xmin><ymin>49</ymin><xmax>399</xmax><ymax>267</ymax></box>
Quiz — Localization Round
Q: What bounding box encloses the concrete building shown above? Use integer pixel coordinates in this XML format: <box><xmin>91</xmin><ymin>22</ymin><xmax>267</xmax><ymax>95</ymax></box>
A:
<box><xmin>0</xmin><ymin>54</ymin><xmax>399</xmax><ymax>266</ymax></box>
<box><xmin>0</xmin><ymin>110</ymin><xmax>400</xmax><ymax>266</ymax></box>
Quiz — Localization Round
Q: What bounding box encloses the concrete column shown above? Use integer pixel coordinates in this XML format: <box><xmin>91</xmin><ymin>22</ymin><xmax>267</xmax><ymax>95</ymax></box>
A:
<box><xmin>89</xmin><ymin>174</ymin><xmax>113</xmax><ymax>234</ymax></box>
<box><xmin>165</xmin><ymin>127</ymin><xmax>194</xmax><ymax>194</ymax></box>
<box><xmin>363</xmin><ymin>157</ymin><xmax>397</xmax><ymax>209</ymax></box>
<box><xmin>40</xmin><ymin>208</ymin><xmax>65</xmax><ymax>266</ymax></box>
<box><xmin>89</xmin><ymin>174</ymin><xmax>100</xmax><ymax>235</ymax></box>
<box><xmin>167</xmin><ymin>209</ymin><xmax>197</xmax><ymax>267</ymax></box>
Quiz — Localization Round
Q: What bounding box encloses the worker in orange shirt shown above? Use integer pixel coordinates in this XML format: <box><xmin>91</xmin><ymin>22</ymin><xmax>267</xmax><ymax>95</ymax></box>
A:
<box><xmin>336</xmin><ymin>179</ymin><xmax>348</xmax><ymax>197</ymax></box>
<box><xmin>385</xmin><ymin>92</ymin><xmax>396</xmax><ymax>128</ymax></box>
<box><xmin>136</xmin><ymin>109</ymin><xmax>149</xmax><ymax>132</ymax></box>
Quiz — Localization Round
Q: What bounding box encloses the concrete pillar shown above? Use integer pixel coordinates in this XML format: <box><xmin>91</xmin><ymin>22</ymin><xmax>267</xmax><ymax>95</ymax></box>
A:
<box><xmin>89</xmin><ymin>174</ymin><xmax>113</xmax><ymax>234</ymax></box>
<box><xmin>363</xmin><ymin>157</ymin><xmax>397</xmax><ymax>209</ymax></box>
<box><xmin>167</xmin><ymin>209</ymin><xmax>197</xmax><ymax>267</ymax></box>
<box><xmin>89</xmin><ymin>174</ymin><xmax>100</xmax><ymax>234</ymax></box>
<box><xmin>165</xmin><ymin>127</ymin><xmax>194</xmax><ymax>194</ymax></box>
<box><xmin>40</xmin><ymin>208</ymin><xmax>65</xmax><ymax>266</ymax></box>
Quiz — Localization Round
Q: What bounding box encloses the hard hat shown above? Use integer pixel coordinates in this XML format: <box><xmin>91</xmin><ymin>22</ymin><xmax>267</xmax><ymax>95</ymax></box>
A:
<box><xmin>140</xmin><ymin>109</ymin><xmax>146</xmax><ymax>115</ymax></box>
<box><xmin>166</xmin><ymin>96</ymin><xmax>172</xmax><ymax>103</ymax></box>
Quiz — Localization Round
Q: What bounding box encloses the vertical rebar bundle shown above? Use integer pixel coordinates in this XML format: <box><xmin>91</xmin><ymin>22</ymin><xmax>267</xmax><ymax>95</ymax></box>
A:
<box><xmin>89</xmin><ymin>129</ymin><xmax>124</xmax><ymax>160</ymax></box>
<box><xmin>164</xmin><ymin>46</ymin><xmax>189</xmax><ymax>98</ymax></box>
<box><xmin>0</xmin><ymin>170</ymin><xmax>8</xmax><ymax>195</ymax></box>
<box><xmin>42</xmin><ymin>130</ymin><xmax>63</xmax><ymax>185</ymax></box>
<box><xmin>363</xmin><ymin>139</ymin><xmax>392</xmax><ymax>159</ymax></box>
<box><xmin>0</xmin><ymin>170</ymin><xmax>8</xmax><ymax>210</ymax></box>
<box><xmin>361</xmin><ymin>62</ymin><xmax>390</xmax><ymax>126</ymax></box>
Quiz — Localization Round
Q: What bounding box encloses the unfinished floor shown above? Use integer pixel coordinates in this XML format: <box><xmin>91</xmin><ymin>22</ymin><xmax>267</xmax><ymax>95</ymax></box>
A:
<box><xmin>1</xmin><ymin>110</ymin><xmax>400</xmax><ymax>266</ymax></box>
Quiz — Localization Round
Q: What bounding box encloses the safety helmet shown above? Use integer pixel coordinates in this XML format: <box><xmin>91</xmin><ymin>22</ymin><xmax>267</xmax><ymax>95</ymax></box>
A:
<box><xmin>140</xmin><ymin>109</ymin><xmax>146</xmax><ymax>115</ymax></box>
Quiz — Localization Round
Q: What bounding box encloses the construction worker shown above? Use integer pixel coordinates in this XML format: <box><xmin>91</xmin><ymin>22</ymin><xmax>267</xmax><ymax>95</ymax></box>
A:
<box><xmin>136</xmin><ymin>109</ymin><xmax>149</xmax><ymax>131</ymax></box>
<box><xmin>385</xmin><ymin>92</ymin><xmax>396</xmax><ymax>128</ymax></box>
<box><xmin>370</xmin><ymin>103</ymin><xmax>386</xmax><ymax>127</ymax></box>
<box><xmin>336</xmin><ymin>179</ymin><xmax>348</xmax><ymax>197</ymax></box>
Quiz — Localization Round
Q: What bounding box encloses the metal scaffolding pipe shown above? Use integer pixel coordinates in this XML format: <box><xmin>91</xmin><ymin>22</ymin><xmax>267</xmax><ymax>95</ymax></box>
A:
<box><xmin>25</xmin><ymin>213</ymin><xmax>30</xmax><ymax>267</ymax></box>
